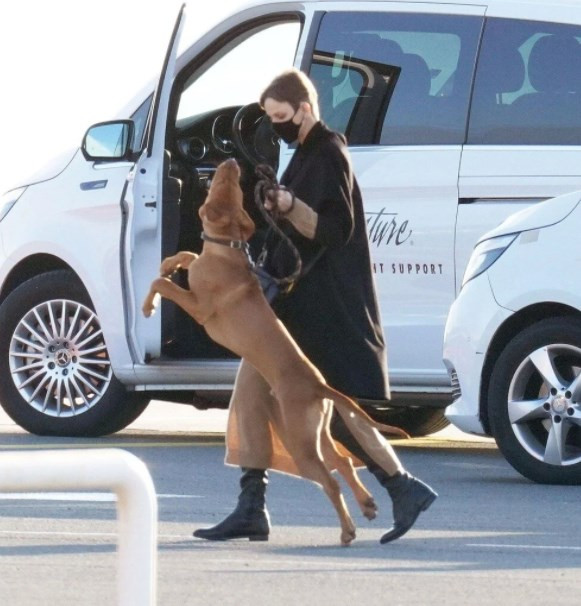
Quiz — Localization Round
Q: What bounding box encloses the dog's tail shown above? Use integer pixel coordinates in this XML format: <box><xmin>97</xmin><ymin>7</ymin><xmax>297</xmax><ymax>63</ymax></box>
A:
<box><xmin>321</xmin><ymin>385</ymin><xmax>410</xmax><ymax>440</ymax></box>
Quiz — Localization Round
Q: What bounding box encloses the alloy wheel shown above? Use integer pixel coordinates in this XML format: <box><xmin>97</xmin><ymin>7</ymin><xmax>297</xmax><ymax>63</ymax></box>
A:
<box><xmin>507</xmin><ymin>343</ymin><xmax>581</xmax><ymax>466</ymax></box>
<box><xmin>8</xmin><ymin>299</ymin><xmax>112</xmax><ymax>417</ymax></box>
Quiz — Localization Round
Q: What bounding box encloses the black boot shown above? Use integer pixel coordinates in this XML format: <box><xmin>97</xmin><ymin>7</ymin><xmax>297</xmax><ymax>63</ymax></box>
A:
<box><xmin>373</xmin><ymin>470</ymin><xmax>438</xmax><ymax>544</ymax></box>
<box><xmin>193</xmin><ymin>468</ymin><xmax>271</xmax><ymax>541</ymax></box>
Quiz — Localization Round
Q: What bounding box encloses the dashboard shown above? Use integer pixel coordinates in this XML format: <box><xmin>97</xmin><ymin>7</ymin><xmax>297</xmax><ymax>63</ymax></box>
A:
<box><xmin>173</xmin><ymin>103</ymin><xmax>279</xmax><ymax>181</ymax></box>
<box><xmin>175</xmin><ymin>105</ymin><xmax>241</xmax><ymax>167</ymax></box>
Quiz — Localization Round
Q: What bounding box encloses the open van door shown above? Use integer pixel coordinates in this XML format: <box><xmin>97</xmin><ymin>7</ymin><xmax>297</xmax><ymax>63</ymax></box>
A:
<box><xmin>122</xmin><ymin>5</ymin><xmax>185</xmax><ymax>363</ymax></box>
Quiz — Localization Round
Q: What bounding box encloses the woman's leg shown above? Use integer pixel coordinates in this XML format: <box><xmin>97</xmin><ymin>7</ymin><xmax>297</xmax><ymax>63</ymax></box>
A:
<box><xmin>193</xmin><ymin>360</ymin><xmax>274</xmax><ymax>541</ymax></box>
<box><xmin>330</xmin><ymin>410</ymin><xmax>437</xmax><ymax>544</ymax></box>
<box><xmin>225</xmin><ymin>359</ymin><xmax>275</xmax><ymax>469</ymax></box>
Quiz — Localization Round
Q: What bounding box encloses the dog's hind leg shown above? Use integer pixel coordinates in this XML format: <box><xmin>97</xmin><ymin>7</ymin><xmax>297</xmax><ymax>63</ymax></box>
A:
<box><xmin>298</xmin><ymin>454</ymin><xmax>357</xmax><ymax>546</ymax></box>
<box><xmin>328</xmin><ymin>393</ymin><xmax>404</xmax><ymax>477</ymax></box>
<box><xmin>280</xmin><ymin>400</ymin><xmax>357</xmax><ymax>546</ymax></box>
<box><xmin>320</xmin><ymin>431</ymin><xmax>378</xmax><ymax>521</ymax></box>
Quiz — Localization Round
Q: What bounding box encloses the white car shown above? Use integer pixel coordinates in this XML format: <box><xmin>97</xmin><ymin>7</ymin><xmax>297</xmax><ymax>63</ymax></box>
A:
<box><xmin>3</xmin><ymin>0</ymin><xmax>581</xmax><ymax>438</ymax></box>
<box><xmin>443</xmin><ymin>190</ymin><xmax>581</xmax><ymax>484</ymax></box>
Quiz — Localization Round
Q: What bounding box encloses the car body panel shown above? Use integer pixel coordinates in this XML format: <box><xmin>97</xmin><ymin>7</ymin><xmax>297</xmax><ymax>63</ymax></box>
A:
<box><xmin>444</xmin><ymin>189</ymin><xmax>581</xmax><ymax>437</ymax></box>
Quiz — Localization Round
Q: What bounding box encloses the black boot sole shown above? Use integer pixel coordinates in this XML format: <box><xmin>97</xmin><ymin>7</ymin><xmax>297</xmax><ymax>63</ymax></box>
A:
<box><xmin>380</xmin><ymin>491</ymin><xmax>437</xmax><ymax>545</ymax></box>
<box><xmin>193</xmin><ymin>530</ymin><xmax>269</xmax><ymax>542</ymax></box>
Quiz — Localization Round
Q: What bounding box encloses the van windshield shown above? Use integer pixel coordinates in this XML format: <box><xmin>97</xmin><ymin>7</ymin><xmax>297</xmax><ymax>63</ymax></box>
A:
<box><xmin>177</xmin><ymin>22</ymin><xmax>300</xmax><ymax>120</ymax></box>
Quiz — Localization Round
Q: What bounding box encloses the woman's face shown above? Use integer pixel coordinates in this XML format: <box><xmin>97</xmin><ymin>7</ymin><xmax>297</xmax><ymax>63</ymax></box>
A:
<box><xmin>262</xmin><ymin>98</ymin><xmax>299</xmax><ymax>124</ymax></box>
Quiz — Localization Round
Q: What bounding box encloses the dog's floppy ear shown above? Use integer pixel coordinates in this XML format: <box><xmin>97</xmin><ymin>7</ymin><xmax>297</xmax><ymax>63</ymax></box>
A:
<box><xmin>237</xmin><ymin>208</ymin><xmax>256</xmax><ymax>241</ymax></box>
<box><xmin>199</xmin><ymin>203</ymin><xmax>231</xmax><ymax>228</ymax></box>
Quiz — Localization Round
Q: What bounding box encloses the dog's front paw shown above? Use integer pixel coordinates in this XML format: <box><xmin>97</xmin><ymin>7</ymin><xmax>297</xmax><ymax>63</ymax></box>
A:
<box><xmin>160</xmin><ymin>259</ymin><xmax>177</xmax><ymax>277</ymax></box>
<box><xmin>142</xmin><ymin>292</ymin><xmax>161</xmax><ymax>318</ymax></box>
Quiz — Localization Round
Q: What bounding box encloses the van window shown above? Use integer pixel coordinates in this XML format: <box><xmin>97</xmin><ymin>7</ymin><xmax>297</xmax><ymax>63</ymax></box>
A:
<box><xmin>308</xmin><ymin>12</ymin><xmax>482</xmax><ymax>145</ymax></box>
<box><xmin>177</xmin><ymin>22</ymin><xmax>300</xmax><ymax>120</ymax></box>
<box><xmin>468</xmin><ymin>18</ymin><xmax>581</xmax><ymax>144</ymax></box>
<box><xmin>130</xmin><ymin>95</ymin><xmax>153</xmax><ymax>152</ymax></box>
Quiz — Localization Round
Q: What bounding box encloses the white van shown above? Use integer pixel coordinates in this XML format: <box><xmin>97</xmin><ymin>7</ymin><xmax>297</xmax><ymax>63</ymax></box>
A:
<box><xmin>443</xmin><ymin>190</ymin><xmax>581</xmax><ymax>484</ymax></box>
<box><xmin>2</xmin><ymin>0</ymin><xmax>581</xmax><ymax>437</ymax></box>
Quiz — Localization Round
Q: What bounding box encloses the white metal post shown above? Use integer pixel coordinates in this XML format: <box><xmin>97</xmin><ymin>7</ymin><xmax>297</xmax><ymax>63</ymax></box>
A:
<box><xmin>0</xmin><ymin>448</ymin><xmax>157</xmax><ymax>606</ymax></box>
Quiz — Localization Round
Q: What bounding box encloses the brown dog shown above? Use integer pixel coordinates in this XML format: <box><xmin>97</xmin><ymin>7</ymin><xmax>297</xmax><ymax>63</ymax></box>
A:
<box><xmin>143</xmin><ymin>158</ymin><xmax>408</xmax><ymax>545</ymax></box>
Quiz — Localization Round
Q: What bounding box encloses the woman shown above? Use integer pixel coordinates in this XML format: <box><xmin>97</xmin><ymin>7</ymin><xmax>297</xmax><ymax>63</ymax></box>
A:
<box><xmin>193</xmin><ymin>69</ymin><xmax>437</xmax><ymax>544</ymax></box>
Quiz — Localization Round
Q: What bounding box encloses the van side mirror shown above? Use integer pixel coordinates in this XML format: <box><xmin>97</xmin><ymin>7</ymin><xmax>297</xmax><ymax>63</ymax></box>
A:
<box><xmin>81</xmin><ymin>120</ymin><xmax>135</xmax><ymax>161</ymax></box>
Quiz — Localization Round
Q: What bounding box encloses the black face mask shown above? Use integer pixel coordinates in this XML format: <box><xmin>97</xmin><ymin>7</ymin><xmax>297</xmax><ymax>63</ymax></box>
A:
<box><xmin>271</xmin><ymin>112</ymin><xmax>301</xmax><ymax>144</ymax></box>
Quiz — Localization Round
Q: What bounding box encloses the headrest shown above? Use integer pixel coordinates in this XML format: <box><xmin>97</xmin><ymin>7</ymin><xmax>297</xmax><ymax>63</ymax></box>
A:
<box><xmin>396</xmin><ymin>53</ymin><xmax>431</xmax><ymax>97</ymax></box>
<box><xmin>334</xmin><ymin>33</ymin><xmax>403</xmax><ymax>66</ymax></box>
<box><xmin>529</xmin><ymin>35</ymin><xmax>581</xmax><ymax>92</ymax></box>
<box><xmin>380</xmin><ymin>38</ymin><xmax>404</xmax><ymax>66</ymax></box>
<box><xmin>477</xmin><ymin>43</ymin><xmax>525</xmax><ymax>94</ymax></box>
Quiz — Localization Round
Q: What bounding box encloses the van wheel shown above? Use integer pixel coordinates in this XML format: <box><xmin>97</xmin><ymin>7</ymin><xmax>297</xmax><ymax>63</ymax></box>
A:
<box><xmin>0</xmin><ymin>270</ymin><xmax>149</xmax><ymax>437</ymax></box>
<box><xmin>372</xmin><ymin>407</ymin><xmax>449</xmax><ymax>437</ymax></box>
<box><xmin>488</xmin><ymin>318</ymin><xmax>581</xmax><ymax>484</ymax></box>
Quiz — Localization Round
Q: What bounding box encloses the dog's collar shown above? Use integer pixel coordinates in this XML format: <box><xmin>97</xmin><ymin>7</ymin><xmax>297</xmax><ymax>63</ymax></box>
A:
<box><xmin>201</xmin><ymin>231</ymin><xmax>248</xmax><ymax>251</ymax></box>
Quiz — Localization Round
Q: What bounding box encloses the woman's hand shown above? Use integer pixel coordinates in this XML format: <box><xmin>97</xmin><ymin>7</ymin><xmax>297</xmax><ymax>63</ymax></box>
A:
<box><xmin>265</xmin><ymin>188</ymin><xmax>294</xmax><ymax>214</ymax></box>
<box><xmin>264</xmin><ymin>188</ymin><xmax>318</xmax><ymax>239</ymax></box>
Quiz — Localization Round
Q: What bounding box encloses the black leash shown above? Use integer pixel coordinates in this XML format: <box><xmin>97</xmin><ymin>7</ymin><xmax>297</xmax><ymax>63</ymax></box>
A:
<box><xmin>200</xmin><ymin>165</ymin><xmax>323</xmax><ymax>297</ymax></box>
<box><xmin>253</xmin><ymin>164</ymin><xmax>303</xmax><ymax>290</ymax></box>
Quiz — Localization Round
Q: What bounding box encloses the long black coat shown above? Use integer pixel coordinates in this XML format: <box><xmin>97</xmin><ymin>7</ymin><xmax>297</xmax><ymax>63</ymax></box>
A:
<box><xmin>268</xmin><ymin>122</ymin><xmax>389</xmax><ymax>400</ymax></box>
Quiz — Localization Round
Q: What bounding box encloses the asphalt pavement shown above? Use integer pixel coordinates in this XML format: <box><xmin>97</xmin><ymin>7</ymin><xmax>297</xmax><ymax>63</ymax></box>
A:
<box><xmin>0</xmin><ymin>403</ymin><xmax>580</xmax><ymax>606</ymax></box>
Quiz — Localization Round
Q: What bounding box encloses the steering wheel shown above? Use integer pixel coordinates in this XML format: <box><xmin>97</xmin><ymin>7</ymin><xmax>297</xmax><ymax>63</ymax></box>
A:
<box><xmin>232</xmin><ymin>102</ymin><xmax>280</xmax><ymax>168</ymax></box>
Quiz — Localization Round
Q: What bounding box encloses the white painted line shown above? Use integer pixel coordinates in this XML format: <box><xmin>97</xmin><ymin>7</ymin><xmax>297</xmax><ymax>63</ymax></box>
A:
<box><xmin>0</xmin><ymin>492</ymin><xmax>202</xmax><ymax>501</ymax></box>
<box><xmin>0</xmin><ymin>529</ymin><xmax>118</xmax><ymax>537</ymax></box>
<box><xmin>0</xmin><ymin>530</ymin><xmax>183</xmax><ymax>540</ymax></box>
<box><xmin>468</xmin><ymin>543</ymin><xmax>581</xmax><ymax>552</ymax></box>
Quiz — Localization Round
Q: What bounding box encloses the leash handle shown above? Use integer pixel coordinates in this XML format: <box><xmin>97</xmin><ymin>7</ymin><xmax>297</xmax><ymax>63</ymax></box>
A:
<box><xmin>254</xmin><ymin>164</ymin><xmax>303</xmax><ymax>287</ymax></box>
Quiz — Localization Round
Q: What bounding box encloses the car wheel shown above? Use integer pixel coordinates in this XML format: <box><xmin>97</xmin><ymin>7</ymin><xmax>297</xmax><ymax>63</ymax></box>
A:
<box><xmin>369</xmin><ymin>406</ymin><xmax>449</xmax><ymax>437</ymax></box>
<box><xmin>0</xmin><ymin>270</ymin><xmax>149</xmax><ymax>437</ymax></box>
<box><xmin>488</xmin><ymin>317</ymin><xmax>581</xmax><ymax>484</ymax></box>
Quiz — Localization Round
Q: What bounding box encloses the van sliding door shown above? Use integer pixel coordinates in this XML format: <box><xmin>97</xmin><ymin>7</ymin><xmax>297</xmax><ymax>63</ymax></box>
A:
<box><xmin>299</xmin><ymin>5</ymin><xmax>483</xmax><ymax>395</ymax></box>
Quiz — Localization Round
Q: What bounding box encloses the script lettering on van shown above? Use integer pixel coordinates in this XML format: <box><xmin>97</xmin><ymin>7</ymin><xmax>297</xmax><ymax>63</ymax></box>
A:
<box><xmin>366</xmin><ymin>209</ymin><xmax>444</xmax><ymax>276</ymax></box>
<box><xmin>366</xmin><ymin>208</ymin><xmax>412</xmax><ymax>246</ymax></box>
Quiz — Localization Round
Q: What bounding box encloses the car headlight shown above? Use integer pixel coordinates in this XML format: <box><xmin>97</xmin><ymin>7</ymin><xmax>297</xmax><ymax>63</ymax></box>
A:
<box><xmin>462</xmin><ymin>233</ymin><xmax>518</xmax><ymax>287</ymax></box>
<box><xmin>0</xmin><ymin>187</ymin><xmax>27</xmax><ymax>222</ymax></box>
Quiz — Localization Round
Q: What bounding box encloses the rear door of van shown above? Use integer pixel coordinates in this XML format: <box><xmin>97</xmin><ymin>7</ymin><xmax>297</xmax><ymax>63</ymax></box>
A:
<box><xmin>299</xmin><ymin>3</ymin><xmax>484</xmax><ymax>397</ymax></box>
<box><xmin>457</xmin><ymin>8</ymin><xmax>581</xmax><ymax>290</ymax></box>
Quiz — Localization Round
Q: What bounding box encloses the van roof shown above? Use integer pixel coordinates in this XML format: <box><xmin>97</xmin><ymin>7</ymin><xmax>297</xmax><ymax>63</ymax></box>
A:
<box><xmin>232</xmin><ymin>0</ymin><xmax>581</xmax><ymax>28</ymax></box>
<box><xmin>236</xmin><ymin>0</ymin><xmax>581</xmax><ymax>14</ymax></box>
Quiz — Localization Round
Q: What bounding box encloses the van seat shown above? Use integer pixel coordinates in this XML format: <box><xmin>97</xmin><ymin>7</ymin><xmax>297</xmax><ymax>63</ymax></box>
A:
<box><xmin>510</xmin><ymin>35</ymin><xmax>581</xmax><ymax>133</ymax></box>
<box><xmin>468</xmin><ymin>43</ymin><xmax>525</xmax><ymax>143</ymax></box>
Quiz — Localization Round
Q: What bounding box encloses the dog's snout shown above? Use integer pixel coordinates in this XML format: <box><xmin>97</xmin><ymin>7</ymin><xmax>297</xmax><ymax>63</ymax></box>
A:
<box><xmin>219</xmin><ymin>158</ymin><xmax>240</xmax><ymax>177</ymax></box>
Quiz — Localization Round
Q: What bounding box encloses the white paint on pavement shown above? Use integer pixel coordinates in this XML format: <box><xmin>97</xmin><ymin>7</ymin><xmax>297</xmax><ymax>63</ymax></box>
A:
<box><xmin>468</xmin><ymin>543</ymin><xmax>581</xmax><ymax>552</ymax></box>
<box><xmin>0</xmin><ymin>492</ymin><xmax>202</xmax><ymax>501</ymax></box>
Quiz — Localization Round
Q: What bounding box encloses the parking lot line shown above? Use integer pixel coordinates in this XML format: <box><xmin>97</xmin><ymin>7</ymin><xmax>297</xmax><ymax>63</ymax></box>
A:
<box><xmin>467</xmin><ymin>543</ymin><xmax>581</xmax><ymax>552</ymax></box>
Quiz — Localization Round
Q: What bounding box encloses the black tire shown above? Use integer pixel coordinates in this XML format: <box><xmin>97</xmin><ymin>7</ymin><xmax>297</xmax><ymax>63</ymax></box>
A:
<box><xmin>369</xmin><ymin>406</ymin><xmax>450</xmax><ymax>437</ymax></box>
<box><xmin>488</xmin><ymin>317</ymin><xmax>581</xmax><ymax>484</ymax></box>
<box><xmin>0</xmin><ymin>270</ymin><xmax>149</xmax><ymax>437</ymax></box>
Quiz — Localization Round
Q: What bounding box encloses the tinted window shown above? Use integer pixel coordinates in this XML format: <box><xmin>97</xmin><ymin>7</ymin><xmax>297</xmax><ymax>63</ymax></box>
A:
<box><xmin>309</xmin><ymin>12</ymin><xmax>482</xmax><ymax>145</ymax></box>
<box><xmin>468</xmin><ymin>18</ymin><xmax>581</xmax><ymax>144</ymax></box>
<box><xmin>130</xmin><ymin>95</ymin><xmax>153</xmax><ymax>152</ymax></box>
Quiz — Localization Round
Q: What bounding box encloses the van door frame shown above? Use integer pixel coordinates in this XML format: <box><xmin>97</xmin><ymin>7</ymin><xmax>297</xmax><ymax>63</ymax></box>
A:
<box><xmin>121</xmin><ymin>5</ymin><xmax>186</xmax><ymax>364</ymax></box>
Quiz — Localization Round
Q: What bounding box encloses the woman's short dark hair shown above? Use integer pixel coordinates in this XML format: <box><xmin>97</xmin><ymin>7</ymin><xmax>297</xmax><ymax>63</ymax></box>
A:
<box><xmin>259</xmin><ymin>68</ymin><xmax>320</xmax><ymax>119</ymax></box>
